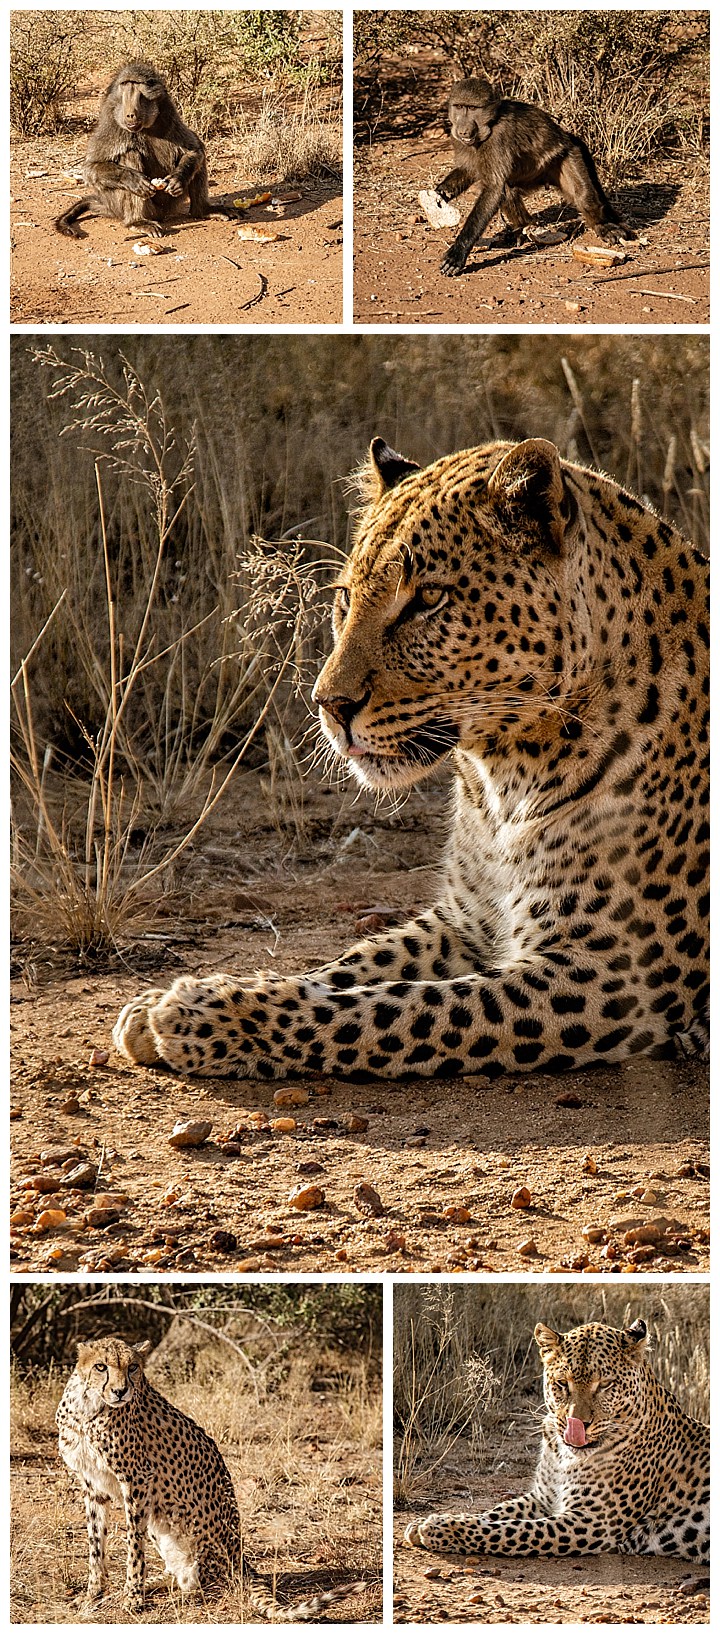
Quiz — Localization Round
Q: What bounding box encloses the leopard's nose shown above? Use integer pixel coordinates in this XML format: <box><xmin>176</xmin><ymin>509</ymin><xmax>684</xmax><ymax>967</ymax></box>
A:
<box><xmin>315</xmin><ymin>690</ymin><xmax>370</xmax><ymax>730</ymax></box>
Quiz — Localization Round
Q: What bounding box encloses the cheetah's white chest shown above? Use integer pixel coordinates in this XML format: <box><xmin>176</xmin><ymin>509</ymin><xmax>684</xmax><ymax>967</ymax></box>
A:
<box><xmin>58</xmin><ymin>1418</ymin><xmax>123</xmax><ymax>1502</ymax></box>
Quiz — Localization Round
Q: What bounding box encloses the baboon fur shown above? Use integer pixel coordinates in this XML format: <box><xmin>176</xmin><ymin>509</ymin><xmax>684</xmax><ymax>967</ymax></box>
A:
<box><xmin>55</xmin><ymin>62</ymin><xmax>222</xmax><ymax>238</ymax></box>
<box><xmin>437</xmin><ymin>76</ymin><xmax>631</xmax><ymax>276</ymax></box>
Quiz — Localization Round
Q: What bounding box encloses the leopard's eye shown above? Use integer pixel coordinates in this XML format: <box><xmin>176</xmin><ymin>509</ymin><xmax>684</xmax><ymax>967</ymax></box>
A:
<box><xmin>552</xmin><ymin>1379</ymin><xmax>568</xmax><ymax>1394</ymax></box>
<box><xmin>414</xmin><ymin>585</ymin><xmax>448</xmax><ymax>614</ymax></box>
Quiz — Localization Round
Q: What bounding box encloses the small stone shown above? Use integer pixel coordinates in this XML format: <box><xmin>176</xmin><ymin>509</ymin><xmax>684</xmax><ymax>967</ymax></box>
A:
<box><xmin>383</xmin><ymin>1229</ymin><xmax>406</xmax><ymax>1253</ymax></box>
<box><xmin>93</xmin><ymin>1192</ymin><xmax>129</xmax><ymax>1210</ymax></box>
<box><xmin>22</xmin><ymin>1172</ymin><xmax>63</xmax><ymax>1193</ymax></box>
<box><xmin>518</xmin><ymin>1238</ymin><xmax>539</xmax><ymax>1256</ymax></box>
<box><xmin>354</xmin><ymin>1182</ymin><xmax>384</xmax><ymax>1217</ymax></box>
<box><xmin>343</xmin><ymin>1113</ymin><xmax>369</xmax><ymax>1133</ymax></box>
<box><xmin>581</xmin><ymin>1225</ymin><xmax>606</xmax><ymax>1244</ymax></box>
<box><xmin>424</xmin><ymin>1567</ymin><xmax>442</xmax><ymax>1580</ymax></box>
<box><xmin>443</xmin><ymin>1206</ymin><xmax>471</xmax><ymax>1223</ymax></box>
<box><xmin>10</xmin><ymin>1209</ymin><xmax>34</xmax><ymax>1226</ymax></box>
<box><xmin>297</xmin><ymin>1160</ymin><xmax>324</xmax><ymax>1175</ymax></box>
<box><xmin>209</xmin><ymin>1229</ymin><xmax>237</xmax><ymax>1253</ymax></box>
<box><xmin>554</xmin><ymin>1091</ymin><xmax>583</xmax><ymax>1108</ymax></box>
<box><xmin>271</xmin><ymin>1117</ymin><xmax>296</xmax><ymax>1133</ymax></box>
<box><xmin>582</xmin><ymin>1154</ymin><xmax>598</xmax><ymax>1175</ymax></box>
<box><xmin>273</xmin><ymin>1087</ymin><xmax>309</xmax><ymax>1108</ymax></box>
<box><xmin>404</xmin><ymin>1135</ymin><xmax>426</xmax><ymax>1148</ymax></box>
<box><xmin>312</xmin><ymin>1117</ymin><xmax>339</xmax><ymax>1131</ymax></box>
<box><xmin>64</xmin><ymin>1162</ymin><xmax>98</xmax><ymax>1189</ymax></box>
<box><xmin>288</xmin><ymin>1183</ymin><xmax>325</xmax><ymax>1210</ymax></box>
<box><xmin>640</xmin><ymin>1189</ymin><xmax>659</xmax><ymax>1205</ymax></box>
<box><xmin>36</xmin><ymin>1207</ymin><xmax>67</xmax><ymax>1230</ymax></box>
<box><xmin>60</xmin><ymin>1096</ymin><xmax>81</xmax><ymax>1113</ymax></box>
<box><xmin>88</xmin><ymin>1047</ymin><xmax>110</xmax><ymax>1067</ymax></box>
<box><xmin>84</xmin><ymin>1207</ymin><xmax>121</xmax><ymax>1228</ymax></box>
<box><xmin>236</xmin><ymin>1256</ymin><xmax>261</xmax><ymax>1271</ymax></box>
<box><xmin>511</xmin><ymin>1186</ymin><xmax>531</xmax><ymax>1209</ymax></box>
<box><xmin>168</xmin><ymin>1119</ymin><xmax>212</xmax><ymax>1148</ymax></box>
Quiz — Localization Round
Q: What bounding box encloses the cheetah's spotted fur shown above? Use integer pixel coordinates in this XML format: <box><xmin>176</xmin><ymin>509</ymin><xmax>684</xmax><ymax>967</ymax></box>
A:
<box><xmin>405</xmin><ymin>1319</ymin><xmax>709</xmax><ymax>1561</ymax></box>
<box><xmin>114</xmin><ymin>437</ymin><xmax>709</xmax><ymax>1082</ymax></box>
<box><xmin>56</xmin><ymin>1337</ymin><xmax>365</xmax><ymax>1619</ymax></box>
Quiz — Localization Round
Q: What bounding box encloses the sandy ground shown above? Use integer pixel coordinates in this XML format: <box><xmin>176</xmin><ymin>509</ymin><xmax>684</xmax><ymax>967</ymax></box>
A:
<box><xmin>11</xmin><ymin>1384</ymin><xmax>381</xmax><ymax>1623</ymax></box>
<box><xmin>353</xmin><ymin>142</ymin><xmax>709</xmax><ymax>327</ymax></box>
<box><xmin>10</xmin><ymin>777</ymin><xmax>709</xmax><ymax>1278</ymax></box>
<box><xmin>395</xmin><ymin>1446</ymin><xmax>710</xmax><ymax>1624</ymax></box>
<box><xmin>11</xmin><ymin>135</ymin><xmax>342</xmax><ymax>327</ymax></box>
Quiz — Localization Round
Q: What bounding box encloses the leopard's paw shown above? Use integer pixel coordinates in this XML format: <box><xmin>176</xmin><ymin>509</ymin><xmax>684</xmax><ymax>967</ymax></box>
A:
<box><xmin>113</xmin><ymin>988</ymin><xmax>167</xmax><ymax>1065</ymax></box>
<box><xmin>403</xmin><ymin>1520</ymin><xmax>423</xmax><ymax>1547</ymax></box>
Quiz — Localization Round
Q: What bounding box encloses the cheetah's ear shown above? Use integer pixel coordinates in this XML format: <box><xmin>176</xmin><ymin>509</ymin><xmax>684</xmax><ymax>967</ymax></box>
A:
<box><xmin>133</xmin><ymin>1340</ymin><xmax>153</xmax><ymax>1360</ymax></box>
<box><xmin>622</xmin><ymin>1319</ymin><xmax>648</xmax><ymax>1357</ymax></box>
<box><xmin>369</xmin><ymin>438</ymin><xmax>421</xmax><ymax>498</ymax></box>
<box><xmin>76</xmin><ymin>1341</ymin><xmax>92</xmax><ymax>1365</ymax></box>
<box><xmin>534</xmin><ymin>1322</ymin><xmax>561</xmax><ymax>1359</ymax></box>
<box><xmin>487</xmin><ymin>438</ymin><xmax>573</xmax><ymax>553</ymax></box>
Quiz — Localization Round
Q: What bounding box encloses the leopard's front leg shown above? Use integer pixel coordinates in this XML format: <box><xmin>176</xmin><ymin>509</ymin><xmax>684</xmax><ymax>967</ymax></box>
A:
<box><xmin>405</xmin><ymin>1498</ymin><xmax>618</xmax><ymax>1556</ymax></box>
<box><xmin>113</xmin><ymin>922</ymin><xmax>661</xmax><ymax>1078</ymax></box>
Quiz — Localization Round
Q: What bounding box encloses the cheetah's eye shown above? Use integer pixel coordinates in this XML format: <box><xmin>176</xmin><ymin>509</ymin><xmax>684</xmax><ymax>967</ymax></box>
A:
<box><xmin>128</xmin><ymin>1364</ymin><xmax>140</xmax><ymax>1376</ymax></box>
<box><xmin>93</xmin><ymin>1363</ymin><xmax>107</xmax><ymax>1374</ymax></box>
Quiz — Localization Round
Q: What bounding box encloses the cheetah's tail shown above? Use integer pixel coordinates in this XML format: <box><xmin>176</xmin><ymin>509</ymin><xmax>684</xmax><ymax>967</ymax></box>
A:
<box><xmin>246</xmin><ymin>1572</ymin><xmax>368</xmax><ymax>1623</ymax></box>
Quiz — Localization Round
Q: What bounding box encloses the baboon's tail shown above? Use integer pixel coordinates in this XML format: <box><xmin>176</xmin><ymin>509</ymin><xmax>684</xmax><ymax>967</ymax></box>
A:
<box><xmin>54</xmin><ymin>197</ymin><xmax>94</xmax><ymax>238</ymax></box>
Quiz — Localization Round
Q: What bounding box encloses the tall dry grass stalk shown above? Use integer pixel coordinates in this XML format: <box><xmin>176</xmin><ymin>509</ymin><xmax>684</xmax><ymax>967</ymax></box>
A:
<box><xmin>11</xmin><ymin>348</ymin><xmax>319</xmax><ymax>956</ymax></box>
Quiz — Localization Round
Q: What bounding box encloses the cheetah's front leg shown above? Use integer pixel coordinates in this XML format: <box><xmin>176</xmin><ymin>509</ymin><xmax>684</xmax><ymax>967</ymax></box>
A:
<box><xmin>405</xmin><ymin>1498</ymin><xmax>618</xmax><ymax>1556</ymax></box>
<box><xmin>82</xmin><ymin>1485</ymin><xmax>109</xmax><ymax>1605</ymax></box>
<box><xmin>120</xmin><ymin>1483</ymin><xmax>150</xmax><ymax>1613</ymax></box>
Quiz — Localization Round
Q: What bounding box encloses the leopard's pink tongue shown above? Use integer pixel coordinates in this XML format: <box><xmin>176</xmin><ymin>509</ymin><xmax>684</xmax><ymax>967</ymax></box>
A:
<box><xmin>564</xmin><ymin>1416</ymin><xmax>587</xmax><ymax>1447</ymax></box>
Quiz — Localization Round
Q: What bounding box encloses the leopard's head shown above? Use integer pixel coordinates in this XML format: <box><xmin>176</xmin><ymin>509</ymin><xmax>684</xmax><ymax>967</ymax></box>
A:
<box><xmin>535</xmin><ymin>1318</ymin><xmax>649</xmax><ymax>1450</ymax></box>
<box><xmin>313</xmin><ymin>436</ymin><xmax>587</xmax><ymax>792</ymax></box>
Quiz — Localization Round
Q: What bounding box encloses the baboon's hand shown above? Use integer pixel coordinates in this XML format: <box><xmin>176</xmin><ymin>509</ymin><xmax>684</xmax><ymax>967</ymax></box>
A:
<box><xmin>127</xmin><ymin>173</ymin><xmax>156</xmax><ymax>198</ymax></box>
<box><xmin>164</xmin><ymin>174</ymin><xmax>185</xmax><ymax>197</ymax></box>
<box><xmin>440</xmin><ymin>240</ymin><xmax>469</xmax><ymax>277</ymax></box>
<box><xmin>597</xmin><ymin>221</ymin><xmax>634</xmax><ymax>244</ymax></box>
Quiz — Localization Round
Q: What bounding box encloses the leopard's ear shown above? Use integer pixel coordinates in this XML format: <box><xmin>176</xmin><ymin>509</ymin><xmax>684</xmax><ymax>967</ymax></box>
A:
<box><xmin>534</xmin><ymin>1322</ymin><xmax>561</xmax><ymax>1359</ymax></box>
<box><xmin>487</xmin><ymin>437</ymin><xmax>573</xmax><ymax>553</ymax></box>
<box><xmin>622</xmin><ymin>1318</ymin><xmax>648</xmax><ymax>1357</ymax></box>
<box><xmin>369</xmin><ymin>438</ymin><xmax>421</xmax><ymax>497</ymax></box>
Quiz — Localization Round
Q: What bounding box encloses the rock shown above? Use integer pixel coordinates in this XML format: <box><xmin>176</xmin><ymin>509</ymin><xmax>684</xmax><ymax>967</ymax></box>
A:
<box><xmin>88</xmin><ymin>1047</ymin><xmax>110</xmax><ymax>1067</ymax></box>
<box><xmin>209</xmin><ymin>1229</ymin><xmax>237</xmax><ymax>1253</ymax></box>
<box><xmin>288</xmin><ymin>1183</ymin><xmax>325</xmax><ymax>1210</ymax></box>
<box><xmin>23</xmin><ymin>1172</ymin><xmax>63</xmax><ymax>1192</ymax></box>
<box><xmin>511</xmin><ymin>1186</ymin><xmax>531</xmax><ymax>1209</ymax></box>
<box><xmin>168</xmin><ymin>1119</ymin><xmax>212</xmax><ymax>1148</ymax></box>
<box><xmin>518</xmin><ymin>1238</ymin><xmax>539</xmax><ymax>1256</ymax></box>
<box><xmin>84</xmin><ymin>1207</ymin><xmax>121</xmax><ymax>1228</ymax></box>
<box><xmin>581</xmin><ymin>1225</ymin><xmax>606</xmax><ymax>1244</ymax></box>
<box><xmin>354</xmin><ymin>1182</ymin><xmax>384</xmax><ymax>1217</ymax></box>
<box><xmin>581</xmin><ymin>1154</ymin><xmax>598</xmax><ymax>1175</ymax></box>
<box><xmin>236</xmin><ymin>1256</ymin><xmax>261</xmax><ymax>1271</ymax></box>
<box><xmin>343</xmin><ymin>1113</ymin><xmax>369</xmax><ymax>1133</ymax></box>
<box><xmin>64</xmin><ymin>1163</ymin><xmax>98</xmax><ymax>1189</ymax></box>
<box><xmin>383</xmin><ymin>1229</ymin><xmax>406</xmax><ymax>1253</ymax></box>
<box><xmin>36</xmin><ymin>1207</ymin><xmax>67</xmax><ymax>1230</ymax></box>
<box><xmin>10</xmin><ymin>1209</ymin><xmax>34</xmax><ymax>1226</ymax></box>
<box><xmin>554</xmin><ymin>1091</ymin><xmax>583</xmax><ymax>1108</ymax></box>
<box><xmin>273</xmin><ymin>1087</ymin><xmax>309</xmax><ymax>1108</ymax></box>
<box><xmin>271</xmin><ymin>1117</ymin><xmax>296</xmax><ymax>1133</ymax></box>
<box><xmin>443</xmin><ymin>1206</ymin><xmax>471</xmax><ymax>1223</ymax></box>
<box><xmin>41</xmin><ymin>1145</ymin><xmax>86</xmax><ymax>1166</ymax></box>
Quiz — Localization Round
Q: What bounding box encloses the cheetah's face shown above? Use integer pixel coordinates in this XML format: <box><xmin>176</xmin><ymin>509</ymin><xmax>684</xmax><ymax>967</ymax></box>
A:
<box><xmin>314</xmin><ymin>437</ymin><xmax>586</xmax><ymax>792</ymax></box>
<box><xmin>535</xmin><ymin>1319</ymin><xmax>648</xmax><ymax>1450</ymax></box>
<box><xmin>75</xmin><ymin>1336</ymin><xmax>151</xmax><ymax>1408</ymax></box>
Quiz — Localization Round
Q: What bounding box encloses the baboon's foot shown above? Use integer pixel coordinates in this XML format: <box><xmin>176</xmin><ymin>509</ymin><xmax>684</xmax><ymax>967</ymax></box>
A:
<box><xmin>440</xmin><ymin>241</ymin><xmax>470</xmax><ymax>277</ymax></box>
<box><xmin>595</xmin><ymin>220</ymin><xmax>635</xmax><ymax>243</ymax></box>
<box><xmin>113</xmin><ymin>988</ymin><xmax>167</xmax><ymax>1065</ymax></box>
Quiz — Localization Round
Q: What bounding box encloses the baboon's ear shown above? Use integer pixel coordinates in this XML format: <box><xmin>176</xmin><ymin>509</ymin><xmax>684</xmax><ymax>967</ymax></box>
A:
<box><xmin>534</xmin><ymin>1322</ymin><xmax>561</xmax><ymax>1359</ymax></box>
<box><xmin>487</xmin><ymin>438</ymin><xmax>572</xmax><ymax>552</ymax></box>
<box><xmin>369</xmin><ymin>438</ymin><xmax>420</xmax><ymax>497</ymax></box>
<box><xmin>622</xmin><ymin>1319</ymin><xmax>648</xmax><ymax>1358</ymax></box>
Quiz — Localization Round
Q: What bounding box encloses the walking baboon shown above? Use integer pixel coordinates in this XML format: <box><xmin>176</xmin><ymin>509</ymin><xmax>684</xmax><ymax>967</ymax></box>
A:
<box><xmin>55</xmin><ymin>62</ymin><xmax>225</xmax><ymax>238</ymax></box>
<box><xmin>435</xmin><ymin>76</ymin><xmax>631</xmax><ymax>277</ymax></box>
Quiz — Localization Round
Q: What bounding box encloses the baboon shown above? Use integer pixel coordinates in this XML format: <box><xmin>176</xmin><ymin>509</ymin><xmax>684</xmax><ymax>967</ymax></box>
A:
<box><xmin>55</xmin><ymin>62</ymin><xmax>224</xmax><ymax>238</ymax></box>
<box><xmin>435</xmin><ymin>76</ymin><xmax>631</xmax><ymax>276</ymax></box>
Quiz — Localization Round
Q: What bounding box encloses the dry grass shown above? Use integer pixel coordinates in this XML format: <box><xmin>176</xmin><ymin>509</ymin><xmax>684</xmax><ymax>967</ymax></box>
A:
<box><xmin>394</xmin><ymin>1283</ymin><xmax>709</xmax><ymax>1505</ymax></box>
<box><xmin>11</xmin><ymin>334</ymin><xmax>709</xmax><ymax>958</ymax></box>
<box><xmin>11</xmin><ymin>1324</ymin><xmax>382</xmax><ymax>1624</ymax></box>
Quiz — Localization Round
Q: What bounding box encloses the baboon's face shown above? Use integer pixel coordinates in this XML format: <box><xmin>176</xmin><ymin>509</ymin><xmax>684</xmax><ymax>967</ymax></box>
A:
<box><xmin>448</xmin><ymin>78</ymin><xmax>495</xmax><ymax>145</ymax></box>
<box><xmin>114</xmin><ymin>75</ymin><xmax>164</xmax><ymax>132</ymax></box>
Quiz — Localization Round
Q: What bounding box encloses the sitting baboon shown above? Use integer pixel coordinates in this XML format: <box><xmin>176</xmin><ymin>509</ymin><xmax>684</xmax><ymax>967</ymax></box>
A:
<box><xmin>55</xmin><ymin>62</ymin><xmax>225</xmax><ymax>238</ymax></box>
<box><xmin>435</xmin><ymin>76</ymin><xmax>631</xmax><ymax>277</ymax></box>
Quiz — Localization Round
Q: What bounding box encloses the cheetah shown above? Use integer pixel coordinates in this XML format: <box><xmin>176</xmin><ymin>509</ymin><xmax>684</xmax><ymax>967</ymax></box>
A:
<box><xmin>404</xmin><ymin>1318</ymin><xmax>710</xmax><ymax>1561</ymax></box>
<box><xmin>56</xmin><ymin>1336</ymin><xmax>366</xmax><ymax>1619</ymax></box>
<box><xmin>114</xmin><ymin>436</ymin><xmax>709</xmax><ymax>1082</ymax></box>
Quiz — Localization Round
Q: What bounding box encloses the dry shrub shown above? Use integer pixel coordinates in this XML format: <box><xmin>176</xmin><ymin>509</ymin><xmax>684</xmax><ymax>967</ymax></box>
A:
<box><xmin>237</xmin><ymin>85</ymin><xmax>342</xmax><ymax>182</ymax></box>
<box><xmin>354</xmin><ymin>8</ymin><xmax>709</xmax><ymax>179</ymax></box>
<box><xmin>9</xmin><ymin>11</ymin><xmax>82</xmax><ymax>134</ymax></box>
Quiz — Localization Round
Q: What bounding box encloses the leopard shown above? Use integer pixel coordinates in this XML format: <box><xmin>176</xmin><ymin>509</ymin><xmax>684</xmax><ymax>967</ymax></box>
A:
<box><xmin>56</xmin><ymin>1336</ymin><xmax>366</xmax><ymax>1619</ymax></box>
<box><xmin>113</xmin><ymin>435</ymin><xmax>709</xmax><ymax>1083</ymax></box>
<box><xmin>404</xmin><ymin>1317</ymin><xmax>710</xmax><ymax>1562</ymax></box>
